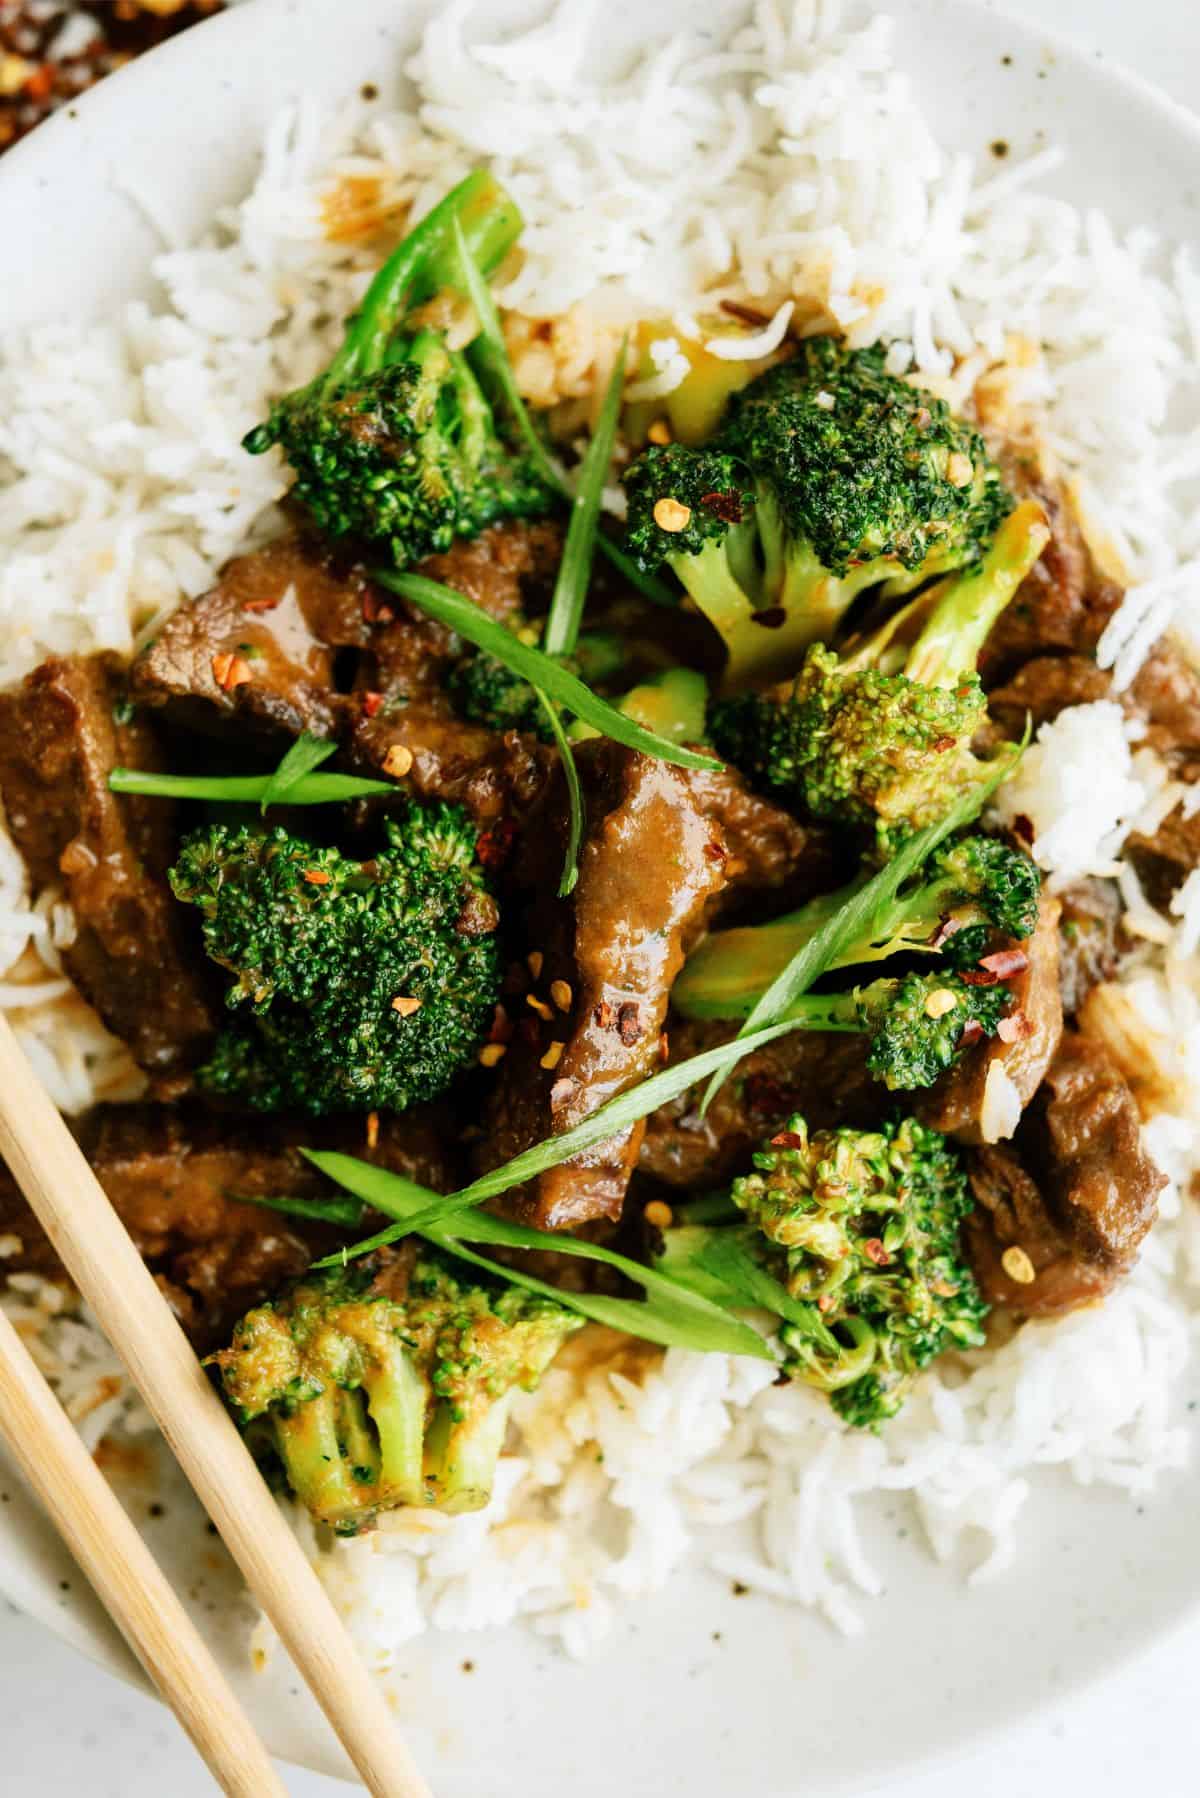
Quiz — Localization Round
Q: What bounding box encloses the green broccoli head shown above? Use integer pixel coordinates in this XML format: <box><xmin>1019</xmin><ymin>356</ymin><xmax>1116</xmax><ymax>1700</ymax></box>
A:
<box><xmin>213</xmin><ymin>1248</ymin><xmax>582</xmax><ymax>1532</ymax></box>
<box><xmin>445</xmin><ymin>648</ymin><xmax>547</xmax><ymax>736</ymax></box>
<box><xmin>732</xmin><ymin>1114</ymin><xmax>988</xmax><ymax>1426</ymax></box>
<box><xmin>672</xmin><ymin>831</ymin><xmax>1041</xmax><ymax>1021</ymax></box>
<box><xmin>707</xmin><ymin>499</ymin><xmax>1049</xmax><ymax>851</ymax></box>
<box><xmin>622</xmin><ymin>338</ymin><xmax>1016</xmax><ymax>686</ymax></box>
<box><xmin>171</xmin><ymin>801</ymin><xmax>500</xmax><ymax>1114</ymax></box>
<box><xmin>852</xmin><ymin>971</ymin><xmax>1007</xmax><ymax>1091</ymax></box>
<box><xmin>245</xmin><ymin>334</ymin><xmax>555</xmax><ymax>568</ymax></box>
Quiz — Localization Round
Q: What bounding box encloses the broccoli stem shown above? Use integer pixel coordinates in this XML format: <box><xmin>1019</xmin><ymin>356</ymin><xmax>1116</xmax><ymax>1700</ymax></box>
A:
<box><xmin>423</xmin><ymin>1392</ymin><xmax>514</xmax><ymax>1514</ymax></box>
<box><xmin>332</xmin><ymin>169</ymin><xmax>523</xmax><ymax>383</ymax></box>
<box><xmin>897</xmin><ymin>501</ymin><xmax>1049</xmax><ymax>688</ymax></box>
<box><xmin>362</xmin><ymin>1342</ymin><xmax>429</xmax><ymax>1507</ymax></box>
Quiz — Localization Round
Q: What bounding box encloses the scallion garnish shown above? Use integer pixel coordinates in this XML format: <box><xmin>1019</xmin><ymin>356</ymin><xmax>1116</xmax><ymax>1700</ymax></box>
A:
<box><xmin>542</xmin><ymin>340</ymin><xmax>627</xmax><ymax>657</ymax></box>
<box><xmin>108</xmin><ymin>767</ymin><xmax>396</xmax><ymax>805</ymax></box>
<box><xmin>256</xmin><ymin>731</ymin><xmax>338</xmax><ymax>813</ymax></box>
<box><xmin>535</xmin><ymin>688</ymin><xmax>584</xmax><ymax>897</ymax></box>
<box><xmin>373</xmin><ymin>567</ymin><xmax>720</xmax><ymax>773</ymax></box>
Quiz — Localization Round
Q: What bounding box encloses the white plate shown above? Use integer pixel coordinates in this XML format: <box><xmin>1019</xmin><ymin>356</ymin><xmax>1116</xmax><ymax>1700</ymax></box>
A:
<box><xmin>1</xmin><ymin>2</ymin><xmax>1199</xmax><ymax>1791</ymax></box>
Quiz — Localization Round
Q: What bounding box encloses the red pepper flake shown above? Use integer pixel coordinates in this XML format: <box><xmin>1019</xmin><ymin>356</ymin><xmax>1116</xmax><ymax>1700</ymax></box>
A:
<box><xmin>817</xmin><ymin>1293</ymin><xmax>835</xmax><ymax>1313</ymax></box>
<box><xmin>362</xmin><ymin>690</ymin><xmax>384</xmax><ymax>718</ymax></box>
<box><xmin>719</xmin><ymin>299</ymin><xmax>771</xmax><ymax>326</ymax></box>
<box><xmin>959</xmin><ymin>966</ymin><xmax>999</xmax><ymax>987</ymax></box>
<box><xmin>365</xmin><ymin>1111</ymin><xmax>380</xmax><ymax>1151</ymax></box>
<box><xmin>863</xmin><ymin>1238</ymin><xmax>890</xmax><ymax>1266</ymax></box>
<box><xmin>241</xmin><ymin>594</ymin><xmax>282</xmax><ymax>613</ymax></box>
<box><xmin>25</xmin><ymin>63</ymin><xmax>54</xmax><ymax>102</ymax></box>
<box><xmin>658</xmin><ymin>1031</ymin><xmax>670</xmax><ymax>1063</ymax></box>
<box><xmin>617</xmin><ymin>1002</ymin><xmax>642</xmax><ymax>1046</ymax></box>
<box><xmin>931</xmin><ymin>735</ymin><xmax>956</xmax><ymax>753</ymax></box>
<box><xmin>929</xmin><ymin>912</ymin><xmax>964</xmax><ymax>950</ymax></box>
<box><xmin>979</xmin><ymin>946</ymin><xmax>1029</xmax><ymax>980</ymax></box>
<box><xmin>211</xmin><ymin>651</ymin><xmax>253</xmax><ymax>692</ymax></box>
<box><xmin>475</xmin><ymin>817</ymin><xmax>517</xmax><ymax>872</ymax></box>
<box><xmin>361</xmin><ymin>591</ymin><xmax>394</xmax><ymax>625</ymax></box>
<box><xmin>302</xmin><ymin>868</ymin><xmax>331</xmax><ymax>886</ymax></box>
<box><xmin>770</xmin><ymin>1131</ymin><xmax>806</xmax><ymax>1150</ymax></box>
<box><xmin>700</xmin><ymin>490</ymin><xmax>745</xmax><ymax>525</ymax></box>
<box><xmin>957</xmin><ymin>1018</ymin><xmax>986</xmax><ymax>1047</ymax></box>
<box><xmin>703</xmin><ymin>838</ymin><xmax>727</xmax><ymax>864</ymax></box>
<box><xmin>593</xmin><ymin>1000</ymin><xmax>615</xmax><ymax>1029</ymax></box>
<box><xmin>750</xmin><ymin>606</ymin><xmax>787</xmax><ymax>630</ymax></box>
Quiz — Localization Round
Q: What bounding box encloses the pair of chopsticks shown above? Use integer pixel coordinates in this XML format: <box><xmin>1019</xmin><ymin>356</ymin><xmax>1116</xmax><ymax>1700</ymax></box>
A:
<box><xmin>0</xmin><ymin>1015</ymin><xmax>433</xmax><ymax>1798</ymax></box>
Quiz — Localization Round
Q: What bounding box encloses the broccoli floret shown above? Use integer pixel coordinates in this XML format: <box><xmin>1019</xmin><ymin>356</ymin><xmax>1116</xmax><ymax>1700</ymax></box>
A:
<box><xmin>674</xmin><ymin>832</ymin><xmax>1040</xmax><ymax>1020</ymax></box>
<box><xmin>732</xmin><ymin>1115</ymin><xmax>988</xmax><ymax>1425</ymax></box>
<box><xmin>213</xmin><ymin>1248</ymin><xmax>582</xmax><ymax>1532</ymax></box>
<box><xmin>623</xmin><ymin>338</ymin><xmax>1017</xmax><ymax>686</ymax></box>
<box><xmin>708</xmin><ymin>501</ymin><xmax>1049</xmax><ymax>850</ymax></box>
<box><xmin>771</xmin><ymin>971</ymin><xmax>1005</xmax><ymax>1092</ymax></box>
<box><xmin>171</xmin><ymin>802</ymin><xmax>500</xmax><ymax>1114</ymax></box>
<box><xmin>445</xmin><ymin>630</ymin><xmax>627</xmax><ymax>738</ymax></box>
<box><xmin>243</xmin><ymin>170</ymin><xmax>556</xmax><ymax>567</ymax></box>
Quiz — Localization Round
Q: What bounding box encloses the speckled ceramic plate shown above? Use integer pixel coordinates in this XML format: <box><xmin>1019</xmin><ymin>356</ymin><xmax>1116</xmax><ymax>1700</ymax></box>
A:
<box><xmin>0</xmin><ymin>2</ymin><xmax>1197</xmax><ymax>1790</ymax></box>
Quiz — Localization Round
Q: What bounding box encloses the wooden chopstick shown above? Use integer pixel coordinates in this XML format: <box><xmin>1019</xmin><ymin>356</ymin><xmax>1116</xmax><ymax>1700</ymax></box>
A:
<box><xmin>0</xmin><ymin>1302</ymin><xmax>289</xmax><ymax>1798</ymax></box>
<box><xmin>0</xmin><ymin>1015</ymin><xmax>433</xmax><ymax>1798</ymax></box>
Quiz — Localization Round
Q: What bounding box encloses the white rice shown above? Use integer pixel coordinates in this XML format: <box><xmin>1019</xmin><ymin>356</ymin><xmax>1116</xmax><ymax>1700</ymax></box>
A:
<box><xmin>2</xmin><ymin>0</ymin><xmax>1200</xmax><ymax>1658</ymax></box>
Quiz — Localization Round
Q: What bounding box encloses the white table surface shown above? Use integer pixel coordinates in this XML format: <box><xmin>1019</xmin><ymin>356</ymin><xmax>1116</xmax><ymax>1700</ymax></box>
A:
<box><xmin>4</xmin><ymin>0</ymin><xmax>1200</xmax><ymax>1791</ymax></box>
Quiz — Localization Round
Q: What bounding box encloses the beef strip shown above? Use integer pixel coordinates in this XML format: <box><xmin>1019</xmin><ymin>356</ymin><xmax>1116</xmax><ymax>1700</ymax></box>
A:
<box><xmin>478</xmin><ymin>743</ymin><xmax>727</xmax><ymax>1229</ymax></box>
<box><xmin>682</xmin><ymin>762</ymin><xmax>838</xmax><ymax>920</ymax></box>
<box><xmin>978</xmin><ymin>461</ymin><xmax>1123</xmax><ymax>683</ymax></box>
<box><xmin>1056</xmin><ymin>879</ymin><xmax>1129</xmax><ymax>1016</ymax></box>
<box><xmin>917</xmin><ymin>895</ymin><xmax>1063</xmax><ymax>1144</ymax></box>
<box><xmin>963</xmin><ymin>1031</ymin><xmax>1164</xmax><ymax>1316</ymax></box>
<box><xmin>0</xmin><ymin>1103</ymin><xmax>456</xmax><ymax>1349</ymax></box>
<box><xmin>986</xmin><ymin>653</ymin><xmax>1111</xmax><ymax>740</ymax></box>
<box><xmin>639</xmin><ymin>1018</ymin><xmax>883</xmax><ymax>1191</ymax></box>
<box><xmin>0</xmin><ymin>656</ymin><xmax>217</xmax><ymax>1072</ymax></box>
<box><xmin>132</xmin><ymin>522</ymin><xmax>561</xmax><ymax>820</ymax></box>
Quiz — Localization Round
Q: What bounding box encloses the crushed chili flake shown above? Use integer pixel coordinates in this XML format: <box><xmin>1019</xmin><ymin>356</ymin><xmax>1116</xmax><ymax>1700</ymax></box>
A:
<box><xmin>703</xmin><ymin>838</ymin><xmax>727</xmax><ymax>863</ymax></box>
<box><xmin>361</xmin><ymin>590</ymin><xmax>395</xmax><ymax>625</ymax></box>
<box><xmin>526</xmin><ymin>993</ymin><xmax>554</xmax><ymax>1022</ymax></box>
<box><xmin>617</xmin><ymin>1002</ymin><xmax>642</xmax><ymax>1045</ymax></box>
<box><xmin>240</xmin><ymin>593</ymin><xmax>281</xmax><ymax>613</ymax></box>
<box><xmin>750</xmin><ymin>606</ymin><xmax>787</xmax><ymax>630</ymax></box>
<box><xmin>549</xmin><ymin>979</ymin><xmax>573</xmax><ymax>1013</ymax></box>
<box><xmin>863</xmin><ymin>1238</ymin><xmax>890</xmax><ymax>1266</ymax></box>
<box><xmin>643</xmin><ymin>1199</ymin><xmax>674</xmax><ymax>1229</ymax></box>
<box><xmin>700</xmin><ymin>490</ymin><xmax>744</xmax><ymax>525</ymax></box>
<box><xmin>362</xmin><ymin>690</ymin><xmax>384</xmax><ymax>718</ymax></box>
<box><xmin>931</xmin><ymin>735</ymin><xmax>957</xmax><ymax>753</ymax></box>
<box><xmin>478</xmin><ymin>1042</ymin><xmax>507</xmax><ymax>1068</ymax></box>
<box><xmin>365</xmin><ymin>1111</ymin><xmax>380</xmax><ymax>1150</ymax></box>
<box><xmin>647</xmin><ymin>419</ymin><xmax>672</xmax><ymax>446</ymax></box>
<box><xmin>593</xmin><ymin>1000</ymin><xmax>614</xmax><ymax>1029</ymax></box>
<box><xmin>979</xmin><ymin>946</ymin><xmax>1029</xmax><ymax>979</ymax></box>
<box><xmin>390</xmin><ymin>995</ymin><xmax>422</xmax><ymax>1017</ymax></box>
<box><xmin>959</xmin><ymin>966</ymin><xmax>1000</xmax><ymax>987</ymax></box>
<box><xmin>475</xmin><ymin>817</ymin><xmax>517</xmax><ymax>872</ymax></box>
<box><xmin>957</xmin><ymin>1018</ymin><xmax>986</xmax><ymax>1047</ymax></box>
<box><xmin>817</xmin><ymin>1293</ymin><xmax>834</xmax><ymax>1313</ymax></box>
<box><xmin>211</xmin><ymin>651</ymin><xmax>252</xmax><ymax>691</ymax></box>
<box><xmin>302</xmin><ymin>868</ymin><xmax>331</xmax><ymax>886</ymax></box>
<box><xmin>658</xmin><ymin>1031</ymin><xmax>670</xmax><ymax>1063</ymax></box>
<box><xmin>770</xmin><ymin>1130</ymin><xmax>806</xmax><ymax>1150</ymax></box>
<box><xmin>381</xmin><ymin>743</ymin><xmax>413</xmax><ymax>778</ymax></box>
<box><xmin>653</xmin><ymin>496</ymin><xmax>692</xmax><ymax>533</ymax></box>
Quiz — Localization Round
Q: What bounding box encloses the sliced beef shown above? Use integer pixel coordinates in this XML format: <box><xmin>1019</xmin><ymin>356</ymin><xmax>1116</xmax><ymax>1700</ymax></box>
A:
<box><xmin>0</xmin><ymin>1103</ymin><xmax>456</xmax><ymax>1348</ymax></box>
<box><xmin>0</xmin><ymin>657</ymin><xmax>217</xmax><ymax>1072</ymax></box>
<box><xmin>639</xmin><ymin>1018</ymin><xmax>882</xmax><ymax>1191</ymax></box>
<box><xmin>683</xmin><ymin>762</ymin><xmax>838</xmax><ymax>919</ymax></box>
<box><xmin>1129</xmin><ymin>640</ymin><xmax>1200</xmax><ymax>771</ymax></box>
<box><xmin>1056</xmin><ymin>879</ymin><xmax>1128</xmax><ymax>1017</ymax></box>
<box><xmin>1126</xmin><ymin>805</ymin><xmax>1200</xmax><ymax>912</ymax></box>
<box><xmin>963</xmin><ymin>1031</ymin><xmax>1164</xmax><ymax>1316</ymax></box>
<box><xmin>479</xmin><ymin>743</ymin><xmax>727</xmax><ymax>1229</ymax></box>
<box><xmin>979</xmin><ymin>462</ymin><xmax>1123</xmax><ymax>682</ymax></box>
<box><xmin>131</xmin><ymin>522</ymin><xmax>562</xmax><ymax>820</ymax></box>
<box><xmin>918</xmin><ymin>895</ymin><xmax>1063</xmax><ymax>1145</ymax></box>
<box><xmin>986</xmin><ymin>654</ymin><xmax>1111</xmax><ymax>740</ymax></box>
<box><xmin>131</xmin><ymin>533</ymin><xmax>373</xmax><ymax>741</ymax></box>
